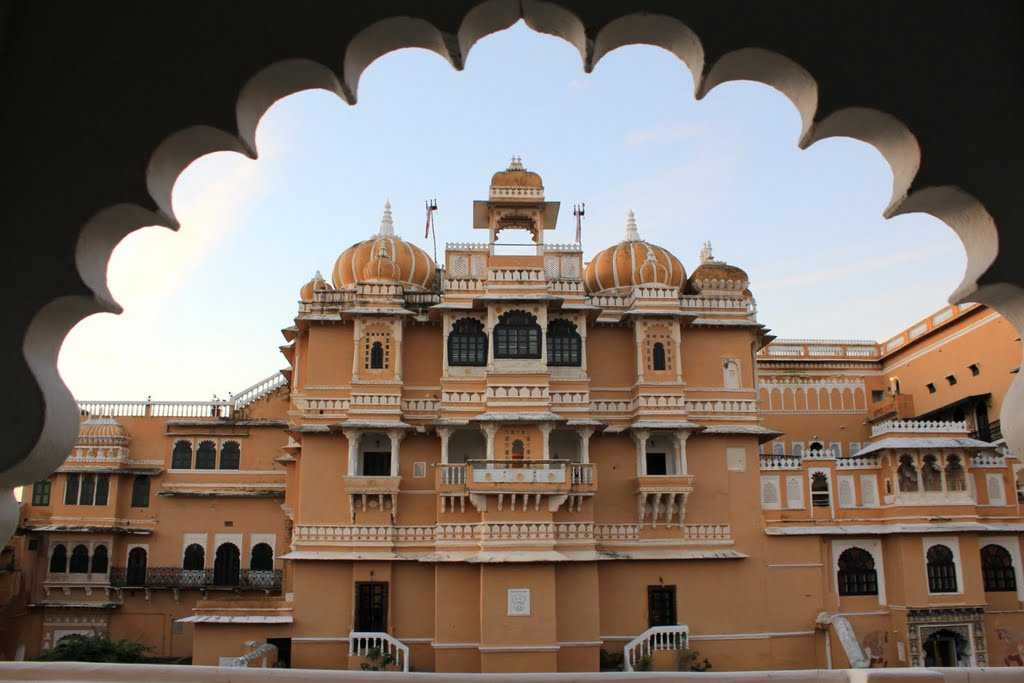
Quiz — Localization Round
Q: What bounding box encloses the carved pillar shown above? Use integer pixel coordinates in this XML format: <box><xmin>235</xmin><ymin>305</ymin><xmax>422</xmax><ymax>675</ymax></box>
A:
<box><xmin>634</xmin><ymin>429</ymin><xmax>650</xmax><ymax>476</ymax></box>
<box><xmin>674</xmin><ymin>430</ymin><xmax>690</xmax><ymax>475</ymax></box>
<box><xmin>437</xmin><ymin>427</ymin><xmax>453</xmax><ymax>464</ymax></box>
<box><xmin>387</xmin><ymin>429</ymin><xmax>405</xmax><ymax>476</ymax></box>
<box><xmin>539</xmin><ymin>423</ymin><xmax>554</xmax><ymax>460</ymax></box>
<box><xmin>578</xmin><ymin>428</ymin><xmax>595</xmax><ymax>464</ymax></box>
<box><xmin>343</xmin><ymin>429</ymin><xmax>361</xmax><ymax>476</ymax></box>
<box><xmin>482</xmin><ymin>424</ymin><xmax>499</xmax><ymax>461</ymax></box>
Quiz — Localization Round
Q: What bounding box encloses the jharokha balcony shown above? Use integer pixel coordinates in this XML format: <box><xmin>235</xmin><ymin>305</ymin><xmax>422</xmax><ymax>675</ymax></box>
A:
<box><xmin>634</xmin><ymin>474</ymin><xmax>696</xmax><ymax>526</ymax></box>
<box><xmin>108</xmin><ymin>567</ymin><xmax>282</xmax><ymax>592</ymax></box>
<box><xmin>436</xmin><ymin>459</ymin><xmax>596</xmax><ymax>512</ymax></box>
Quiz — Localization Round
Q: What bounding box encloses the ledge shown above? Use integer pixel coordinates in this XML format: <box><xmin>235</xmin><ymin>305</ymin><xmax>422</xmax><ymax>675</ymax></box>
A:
<box><xmin>765</xmin><ymin>522</ymin><xmax>1024</xmax><ymax>536</ymax></box>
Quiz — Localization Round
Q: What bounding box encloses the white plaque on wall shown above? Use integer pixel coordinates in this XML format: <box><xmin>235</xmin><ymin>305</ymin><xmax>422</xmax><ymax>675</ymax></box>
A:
<box><xmin>507</xmin><ymin>588</ymin><xmax>531</xmax><ymax>616</ymax></box>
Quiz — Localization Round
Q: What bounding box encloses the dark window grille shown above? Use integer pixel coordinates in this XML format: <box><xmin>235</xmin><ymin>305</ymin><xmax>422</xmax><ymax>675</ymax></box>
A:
<box><xmin>362</xmin><ymin>452</ymin><xmax>391</xmax><ymax>476</ymax></box>
<box><xmin>647</xmin><ymin>585</ymin><xmax>677</xmax><ymax>627</ymax></box>
<box><xmin>69</xmin><ymin>544</ymin><xmax>89</xmax><ymax>573</ymax></box>
<box><xmin>926</xmin><ymin>545</ymin><xmax>958</xmax><ymax>593</ymax></box>
<box><xmin>811</xmin><ymin>472</ymin><xmax>831</xmax><ymax>507</ymax></box>
<box><xmin>79</xmin><ymin>474</ymin><xmax>96</xmax><ymax>505</ymax></box>
<box><xmin>981</xmin><ymin>544</ymin><xmax>1017</xmax><ymax>592</ymax></box>
<box><xmin>171</xmin><ymin>441</ymin><xmax>192</xmax><ymax>469</ymax></box>
<box><xmin>94</xmin><ymin>474</ymin><xmax>109</xmax><ymax>505</ymax></box>
<box><xmin>250</xmin><ymin>543</ymin><xmax>274</xmax><ymax>571</ymax></box>
<box><xmin>196</xmin><ymin>440</ymin><xmax>216</xmax><ymax>469</ymax></box>
<box><xmin>447</xmin><ymin>318</ymin><xmax>487</xmax><ymax>366</ymax></box>
<box><xmin>646</xmin><ymin>453</ymin><xmax>668</xmax><ymax>476</ymax></box>
<box><xmin>652</xmin><ymin>342</ymin><xmax>667</xmax><ymax>371</ymax></box>
<box><xmin>64</xmin><ymin>473</ymin><xmax>80</xmax><ymax>505</ymax></box>
<box><xmin>126</xmin><ymin>547</ymin><xmax>147</xmax><ymax>586</ymax></box>
<box><xmin>220</xmin><ymin>441</ymin><xmax>241</xmax><ymax>470</ymax></box>
<box><xmin>90</xmin><ymin>545</ymin><xmax>108</xmax><ymax>574</ymax></box>
<box><xmin>214</xmin><ymin>543</ymin><xmax>241</xmax><ymax>586</ymax></box>
<box><xmin>31</xmin><ymin>481</ymin><xmax>51</xmax><ymax>506</ymax></box>
<box><xmin>493</xmin><ymin>311</ymin><xmax>541</xmax><ymax>359</ymax></box>
<box><xmin>369</xmin><ymin>341</ymin><xmax>385</xmax><ymax>369</ymax></box>
<box><xmin>49</xmin><ymin>544</ymin><xmax>67</xmax><ymax>573</ymax></box>
<box><xmin>547</xmin><ymin>319</ymin><xmax>582</xmax><ymax>367</ymax></box>
<box><xmin>355</xmin><ymin>582</ymin><xmax>389</xmax><ymax>631</ymax></box>
<box><xmin>131</xmin><ymin>476</ymin><xmax>150</xmax><ymax>508</ymax></box>
<box><xmin>182</xmin><ymin>543</ymin><xmax>205</xmax><ymax>570</ymax></box>
<box><xmin>837</xmin><ymin>547</ymin><xmax>878</xmax><ymax>596</ymax></box>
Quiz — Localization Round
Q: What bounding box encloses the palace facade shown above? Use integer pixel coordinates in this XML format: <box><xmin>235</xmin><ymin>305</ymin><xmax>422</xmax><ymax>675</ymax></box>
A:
<box><xmin>2</xmin><ymin>160</ymin><xmax>1022</xmax><ymax>672</ymax></box>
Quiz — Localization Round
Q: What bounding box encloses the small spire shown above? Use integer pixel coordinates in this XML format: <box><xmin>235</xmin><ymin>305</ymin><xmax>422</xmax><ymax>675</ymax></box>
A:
<box><xmin>379</xmin><ymin>200</ymin><xmax>395</xmax><ymax>236</ymax></box>
<box><xmin>624</xmin><ymin>210</ymin><xmax>640</xmax><ymax>241</ymax></box>
<box><xmin>508</xmin><ymin>155</ymin><xmax>525</xmax><ymax>171</ymax></box>
<box><xmin>699</xmin><ymin>240</ymin><xmax>714</xmax><ymax>263</ymax></box>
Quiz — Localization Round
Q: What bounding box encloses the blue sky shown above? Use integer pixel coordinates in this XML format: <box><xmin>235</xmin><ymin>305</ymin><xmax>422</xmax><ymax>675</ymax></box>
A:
<box><xmin>58</xmin><ymin>21</ymin><xmax>966</xmax><ymax>400</ymax></box>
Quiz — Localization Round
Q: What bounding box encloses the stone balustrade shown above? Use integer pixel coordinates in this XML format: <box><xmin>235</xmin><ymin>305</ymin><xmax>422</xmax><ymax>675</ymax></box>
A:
<box><xmin>488</xmin><ymin>267</ymin><xmax>545</xmax><ymax>282</ymax></box>
<box><xmin>486</xmin><ymin>385</ymin><xmax>548</xmax><ymax>400</ymax></box>
<box><xmin>972</xmin><ymin>452</ymin><xmax>1007</xmax><ymax>467</ymax></box>
<box><xmin>871</xmin><ymin>419</ymin><xmax>967</xmax><ymax>437</ymax></box>
<box><xmin>760</xmin><ymin>454</ymin><xmax>803</xmax><ymax>470</ymax></box>
<box><xmin>443</xmin><ymin>277</ymin><xmax>485</xmax><ymax>290</ymax></box>
<box><xmin>685</xmin><ymin>399</ymin><xmax>758</xmax><ymax>414</ymax></box>
<box><xmin>445</xmin><ymin>241</ymin><xmax>489</xmax><ymax>251</ymax></box>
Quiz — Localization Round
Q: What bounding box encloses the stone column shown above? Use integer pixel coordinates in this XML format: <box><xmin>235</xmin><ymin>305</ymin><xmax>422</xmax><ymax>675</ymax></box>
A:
<box><xmin>388</xmin><ymin>429</ymin><xmax>405</xmax><ymax>477</ymax></box>
<box><xmin>539</xmin><ymin>423</ymin><xmax>554</xmax><ymax>460</ymax></box>
<box><xmin>674</xmin><ymin>430</ymin><xmax>690</xmax><ymax>475</ymax></box>
<box><xmin>437</xmin><ymin>427</ymin><xmax>452</xmax><ymax>464</ymax></box>
<box><xmin>577</xmin><ymin>428</ymin><xmax>595</xmax><ymax>464</ymax></box>
<box><xmin>482</xmin><ymin>424</ymin><xmax>499</xmax><ymax>461</ymax></box>
<box><xmin>633</xmin><ymin>429</ymin><xmax>650</xmax><ymax>476</ymax></box>
<box><xmin>343</xmin><ymin>429</ymin><xmax>361</xmax><ymax>476</ymax></box>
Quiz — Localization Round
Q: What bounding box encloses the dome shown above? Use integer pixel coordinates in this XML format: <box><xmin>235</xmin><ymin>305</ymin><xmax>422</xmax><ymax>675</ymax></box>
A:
<box><xmin>687</xmin><ymin>241</ymin><xmax>749</xmax><ymax>294</ymax></box>
<box><xmin>489</xmin><ymin>156</ymin><xmax>544</xmax><ymax>200</ymax></box>
<box><xmin>299</xmin><ymin>270</ymin><xmax>330</xmax><ymax>301</ymax></box>
<box><xmin>77</xmin><ymin>416</ymin><xmax>129</xmax><ymax>445</ymax></box>
<box><xmin>332</xmin><ymin>201</ymin><xmax>435</xmax><ymax>290</ymax></box>
<box><xmin>583</xmin><ymin>211</ymin><xmax>686</xmax><ymax>293</ymax></box>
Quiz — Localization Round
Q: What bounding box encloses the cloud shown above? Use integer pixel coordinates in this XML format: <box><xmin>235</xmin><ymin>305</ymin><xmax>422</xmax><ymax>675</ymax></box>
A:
<box><xmin>624</xmin><ymin>121</ymin><xmax>703</xmax><ymax>147</ymax></box>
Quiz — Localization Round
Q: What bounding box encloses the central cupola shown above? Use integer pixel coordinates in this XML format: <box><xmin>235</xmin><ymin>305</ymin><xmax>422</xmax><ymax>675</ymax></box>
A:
<box><xmin>474</xmin><ymin>157</ymin><xmax>560</xmax><ymax>249</ymax></box>
<box><xmin>332</xmin><ymin>201</ymin><xmax>436</xmax><ymax>290</ymax></box>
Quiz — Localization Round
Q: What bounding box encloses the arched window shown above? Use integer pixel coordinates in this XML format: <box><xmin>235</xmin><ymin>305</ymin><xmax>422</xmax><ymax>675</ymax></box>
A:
<box><xmin>811</xmin><ymin>472</ymin><xmax>830</xmax><ymax>507</ymax></box>
<box><xmin>493</xmin><ymin>310</ymin><xmax>541</xmax><ymax>359</ymax></box>
<box><xmin>126</xmin><ymin>547</ymin><xmax>147</xmax><ymax>587</ymax></box>
<box><xmin>171</xmin><ymin>440</ymin><xmax>192</xmax><ymax>469</ymax></box>
<box><xmin>182</xmin><ymin>543</ymin><xmax>205</xmax><ymax>571</ymax></box>
<box><xmin>898</xmin><ymin>455</ymin><xmax>918</xmax><ymax>492</ymax></box>
<box><xmin>926</xmin><ymin>545</ymin><xmax>958</xmax><ymax>593</ymax></box>
<box><xmin>837</xmin><ymin>547</ymin><xmax>878</xmax><ymax>596</ymax></box>
<box><xmin>945</xmin><ymin>455</ymin><xmax>967</xmax><ymax>491</ymax></box>
<box><xmin>250</xmin><ymin>543</ymin><xmax>274</xmax><ymax>571</ymax></box>
<box><xmin>90</xmin><ymin>545</ymin><xmax>108</xmax><ymax>574</ymax></box>
<box><xmin>981</xmin><ymin>544</ymin><xmax>1017</xmax><ymax>592</ymax></box>
<box><xmin>652</xmin><ymin>342</ymin><xmax>667</xmax><ymax>371</ymax></box>
<box><xmin>511</xmin><ymin>440</ymin><xmax>525</xmax><ymax>460</ymax></box>
<box><xmin>809</xmin><ymin>441</ymin><xmax>824</xmax><ymax>453</ymax></box>
<box><xmin>220</xmin><ymin>441</ymin><xmax>240</xmax><ymax>470</ymax></box>
<box><xmin>131</xmin><ymin>476</ymin><xmax>150</xmax><ymax>508</ymax></box>
<box><xmin>49</xmin><ymin>544</ymin><xmax>67</xmax><ymax>573</ymax></box>
<box><xmin>195</xmin><ymin>440</ymin><xmax>216</xmax><ymax>470</ymax></box>
<box><xmin>921</xmin><ymin>455</ymin><xmax>942</xmax><ymax>491</ymax></box>
<box><xmin>547</xmin><ymin>319</ymin><xmax>582</xmax><ymax>367</ymax></box>
<box><xmin>448</xmin><ymin>318</ymin><xmax>487</xmax><ymax>366</ymax></box>
<box><xmin>214</xmin><ymin>543</ymin><xmax>241</xmax><ymax>586</ymax></box>
<box><xmin>369</xmin><ymin>341</ymin><xmax>385</xmax><ymax>369</ymax></box>
<box><xmin>69</xmin><ymin>544</ymin><xmax>89</xmax><ymax>573</ymax></box>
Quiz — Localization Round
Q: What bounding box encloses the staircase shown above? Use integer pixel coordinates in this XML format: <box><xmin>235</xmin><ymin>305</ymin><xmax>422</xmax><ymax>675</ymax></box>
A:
<box><xmin>348</xmin><ymin>632</ymin><xmax>410</xmax><ymax>672</ymax></box>
<box><xmin>623</xmin><ymin>625</ymin><xmax>689</xmax><ymax>672</ymax></box>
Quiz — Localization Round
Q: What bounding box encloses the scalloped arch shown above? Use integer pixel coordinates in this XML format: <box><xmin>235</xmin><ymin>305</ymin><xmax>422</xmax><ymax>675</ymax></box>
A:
<box><xmin>5</xmin><ymin>3</ymin><xmax>1021</xmax><ymax>543</ymax></box>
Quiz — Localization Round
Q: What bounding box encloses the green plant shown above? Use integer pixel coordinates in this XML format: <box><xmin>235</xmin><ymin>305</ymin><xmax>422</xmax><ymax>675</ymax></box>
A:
<box><xmin>635</xmin><ymin>654</ymin><xmax>652</xmax><ymax>671</ymax></box>
<box><xmin>359</xmin><ymin>646</ymin><xmax>396</xmax><ymax>671</ymax></box>
<box><xmin>35</xmin><ymin>634</ymin><xmax>151</xmax><ymax>663</ymax></box>
<box><xmin>676</xmin><ymin>647</ymin><xmax>712</xmax><ymax>672</ymax></box>
<box><xmin>599</xmin><ymin>648</ymin><xmax>624</xmax><ymax>671</ymax></box>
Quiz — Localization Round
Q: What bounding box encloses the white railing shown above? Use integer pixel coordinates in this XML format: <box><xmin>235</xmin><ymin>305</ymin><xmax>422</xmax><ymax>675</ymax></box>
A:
<box><xmin>78</xmin><ymin>399</ymin><xmax>231</xmax><ymax>418</ymax></box>
<box><xmin>543</xmin><ymin>242</ymin><xmax>581</xmax><ymax>252</ymax></box>
<box><xmin>760</xmin><ymin>454</ymin><xmax>802</xmax><ymax>470</ymax></box>
<box><xmin>836</xmin><ymin>456</ymin><xmax>880</xmax><ymax>469</ymax></box>
<box><xmin>222</xmin><ymin>643</ymin><xmax>278</xmax><ymax>668</ymax></box>
<box><xmin>489</xmin><ymin>267</ymin><xmax>545</xmax><ymax>282</ymax></box>
<box><xmin>232</xmin><ymin>372</ymin><xmax>287</xmax><ymax>410</ymax></box>
<box><xmin>445</xmin><ymin>241</ymin><xmax>489</xmax><ymax>251</ymax></box>
<box><xmin>623</xmin><ymin>625</ymin><xmax>689</xmax><ymax>672</ymax></box>
<box><xmin>348</xmin><ymin>632</ymin><xmax>409</xmax><ymax>672</ymax></box>
<box><xmin>871</xmin><ymin>419</ymin><xmax>967</xmax><ymax>437</ymax></box>
<box><xmin>570</xmin><ymin>463</ymin><xmax>594</xmax><ymax>485</ymax></box>
<box><xmin>972</xmin><ymin>452</ymin><xmax>1007</xmax><ymax>467</ymax></box>
<box><xmin>438</xmin><ymin>463</ymin><xmax>467</xmax><ymax>485</ymax></box>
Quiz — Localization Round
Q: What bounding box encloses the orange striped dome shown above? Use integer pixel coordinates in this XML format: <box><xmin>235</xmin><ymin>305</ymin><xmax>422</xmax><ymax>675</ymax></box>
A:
<box><xmin>299</xmin><ymin>270</ymin><xmax>330</xmax><ymax>301</ymax></box>
<box><xmin>687</xmin><ymin>241</ymin><xmax>749</xmax><ymax>294</ymax></box>
<box><xmin>583</xmin><ymin>211</ymin><xmax>685</xmax><ymax>293</ymax></box>
<box><xmin>77</xmin><ymin>416</ymin><xmax>129</xmax><ymax>446</ymax></box>
<box><xmin>332</xmin><ymin>202</ymin><xmax>435</xmax><ymax>290</ymax></box>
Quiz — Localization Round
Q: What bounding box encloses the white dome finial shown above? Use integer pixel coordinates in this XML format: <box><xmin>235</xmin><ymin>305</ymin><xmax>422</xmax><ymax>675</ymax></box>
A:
<box><xmin>699</xmin><ymin>240</ymin><xmax>714</xmax><ymax>263</ymax></box>
<box><xmin>508</xmin><ymin>156</ymin><xmax>525</xmax><ymax>171</ymax></box>
<box><xmin>624</xmin><ymin>210</ymin><xmax>640</xmax><ymax>241</ymax></box>
<box><xmin>379</xmin><ymin>200</ymin><xmax>395</xmax><ymax>236</ymax></box>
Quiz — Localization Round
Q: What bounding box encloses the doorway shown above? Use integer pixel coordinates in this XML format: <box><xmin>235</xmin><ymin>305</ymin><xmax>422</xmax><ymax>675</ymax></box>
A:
<box><xmin>922</xmin><ymin>628</ymin><xmax>971</xmax><ymax>667</ymax></box>
<box><xmin>355</xmin><ymin>582</ymin><xmax>388</xmax><ymax>632</ymax></box>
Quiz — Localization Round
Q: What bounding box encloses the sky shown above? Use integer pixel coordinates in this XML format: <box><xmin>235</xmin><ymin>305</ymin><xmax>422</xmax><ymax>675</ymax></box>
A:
<box><xmin>57</xmin><ymin>21</ymin><xmax>966</xmax><ymax>402</ymax></box>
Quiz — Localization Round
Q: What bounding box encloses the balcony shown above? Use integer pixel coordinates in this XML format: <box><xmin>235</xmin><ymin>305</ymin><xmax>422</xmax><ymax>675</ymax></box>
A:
<box><xmin>437</xmin><ymin>460</ymin><xmax>596</xmax><ymax>512</ymax></box>
<box><xmin>108</xmin><ymin>567</ymin><xmax>282</xmax><ymax>591</ymax></box>
<box><xmin>634</xmin><ymin>474</ymin><xmax>696</xmax><ymax>526</ymax></box>
<box><xmin>344</xmin><ymin>476</ymin><xmax>401</xmax><ymax>522</ymax></box>
<box><xmin>867</xmin><ymin>393</ymin><xmax>915</xmax><ymax>421</ymax></box>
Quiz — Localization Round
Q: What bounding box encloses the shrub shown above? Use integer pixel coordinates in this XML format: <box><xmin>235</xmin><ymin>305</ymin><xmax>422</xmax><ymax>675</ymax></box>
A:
<box><xmin>35</xmin><ymin>634</ymin><xmax>151</xmax><ymax>663</ymax></box>
<box><xmin>677</xmin><ymin>647</ymin><xmax>712</xmax><ymax>671</ymax></box>
<box><xmin>599</xmin><ymin>648</ymin><xmax>624</xmax><ymax>671</ymax></box>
